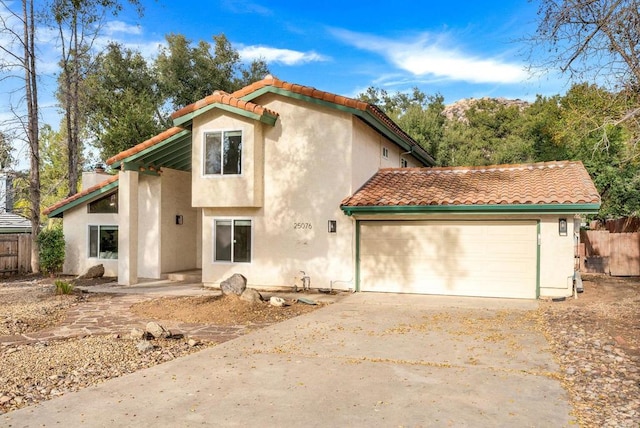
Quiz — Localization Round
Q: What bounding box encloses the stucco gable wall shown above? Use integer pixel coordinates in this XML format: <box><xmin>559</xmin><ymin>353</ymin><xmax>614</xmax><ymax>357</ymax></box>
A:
<box><xmin>191</xmin><ymin>110</ymin><xmax>263</xmax><ymax>208</ymax></box>
<box><xmin>201</xmin><ymin>94</ymin><xmax>359</xmax><ymax>289</ymax></box>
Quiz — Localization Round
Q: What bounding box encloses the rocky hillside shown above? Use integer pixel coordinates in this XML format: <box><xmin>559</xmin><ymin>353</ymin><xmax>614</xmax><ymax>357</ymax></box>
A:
<box><xmin>443</xmin><ymin>97</ymin><xmax>530</xmax><ymax>123</ymax></box>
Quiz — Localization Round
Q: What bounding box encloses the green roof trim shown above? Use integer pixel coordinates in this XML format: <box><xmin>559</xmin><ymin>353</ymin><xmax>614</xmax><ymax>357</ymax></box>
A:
<box><xmin>341</xmin><ymin>203</ymin><xmax>601</xmax><ymax>216</ymax></box>
<box><xmin>47</xmin><ymin>179</ymin><xmax>119</xmax><ymax>218</ymax></box>
<box><xmin>172</xmin><ymin>103</ymin><xmax>278</xmax><ymax>127</ymax></box>
<box><xmin>240</xmin><ymin>87</ymin><xmax>436</xmax><ymax>167</ymax></box>
<box><xmin>110</xmin><ymin>129</ymin><xmax>192</xmax><ymax>172</ymax></box>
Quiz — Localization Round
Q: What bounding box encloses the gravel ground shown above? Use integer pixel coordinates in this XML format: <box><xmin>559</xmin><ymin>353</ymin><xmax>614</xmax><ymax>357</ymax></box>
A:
<box><xmin>1</xmin><ymin>274</ymin><xmax>639</xmax><ymax>426</ymax></box>
<box><xmin>537</xmin><ymin>276</ymin><xmax>640</xmax><ymax>428</ymax></box>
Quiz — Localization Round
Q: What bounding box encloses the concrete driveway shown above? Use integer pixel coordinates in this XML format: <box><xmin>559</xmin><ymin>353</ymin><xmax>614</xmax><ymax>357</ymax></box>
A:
<box><xmin>3</xmin><ymin>293</ymin><xmax>572</xmax><ymax>427</ymax></box>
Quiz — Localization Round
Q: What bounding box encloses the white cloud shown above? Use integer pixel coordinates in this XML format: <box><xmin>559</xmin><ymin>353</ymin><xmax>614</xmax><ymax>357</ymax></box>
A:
<box><xmin>103</xmin><ymin>20</ymin><xmax>142</xmax><ymax>36</ymax></box>
<box><xmin>238</xmin><ymin>45</ymin><xmax>328</xmax><ymax>66</ymax></box>
<box><xmin>330</xmin><ymin>28</ymin><xmax>528</xmax><ymax>84</ymax></box>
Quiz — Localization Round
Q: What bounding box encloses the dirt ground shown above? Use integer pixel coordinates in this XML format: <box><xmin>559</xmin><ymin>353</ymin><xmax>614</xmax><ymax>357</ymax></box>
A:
<box><xmin>130</xmin><ymin>293</ymin><xmax>321</xmax><ymax>325</ymax></box>
<box><xmin>551</xmin><ymin>273</ymin><xmax>640</xmax><ymax>357</ymax></box>
<box><xmin>0</xmin><ymin>274</ymin><xmax>323</xmax><ymax>333</ymax></box>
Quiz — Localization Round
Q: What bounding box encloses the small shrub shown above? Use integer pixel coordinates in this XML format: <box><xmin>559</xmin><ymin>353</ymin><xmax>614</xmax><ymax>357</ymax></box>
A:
<box><xmin>37</xmin><ymin>227</ymin><xmax>65</xmax><ymax>275</ymax></box>
<box><xmin>54</xmin><ymin>279</ymin><xmax>74</xmax><ymax>295</ymax></box>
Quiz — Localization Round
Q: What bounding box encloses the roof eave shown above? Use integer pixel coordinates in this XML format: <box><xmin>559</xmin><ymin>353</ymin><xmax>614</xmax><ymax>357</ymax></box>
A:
<box><xmin>172</xmin><ymin>103</ymin><xmax>278</xmax><ymax>128</ymax></box>
<box><xmin>46</xmin><ymin>180</ymin><xmax>120</xmax><ymax>218</ymax></box>
<box><xmin>109</xmin><ymin>129</ymin><xmax>192</xmax><ymax>171</ymax></box>
<box><xmin>239</xmin><ymin>86</ymin><xmax>436</xmax><ymax>167</ymax></box>
<box><xmin>340</xmin><ymin>203</ymin><xmax>601</xmax><ymax>217</ymax></box>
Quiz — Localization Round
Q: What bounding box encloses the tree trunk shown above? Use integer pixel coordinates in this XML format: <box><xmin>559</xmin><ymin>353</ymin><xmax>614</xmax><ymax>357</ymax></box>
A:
<box><xmin>23</xmin><ymin>0</ymin><xmax>39</xmax><ymax>273</ymax></box>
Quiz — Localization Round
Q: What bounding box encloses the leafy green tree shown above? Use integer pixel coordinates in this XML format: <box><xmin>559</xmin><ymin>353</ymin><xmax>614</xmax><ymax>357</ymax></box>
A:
<box><xmin>39</xmin><ymin>125</ymin><xmax>71</xmax><ymax>211</ymax></box>
<box><xmin>529</xmin><ymin>0</ymin><xmax>640</xmax><ymax>160</ymax></box>
<box><xmin>438</xmin><ymin>99</ymin><xmax>534</xmax><ymax>166</ymax></box>
<box><xmin>156</xmin><ymin>33</ymin><xmax>269</xmax><ymax>110</ymax></box>
<box><xmin>46</xmin><ymin>0</ymin><xmax>143</xmax><ymax>196</ymax></box>
<box><xmin>0</xmin><ymin>132</ymin><xmax>14</xmax><ymax>169</ymax></box>
<box><xmin>554</xmin><ymin>83</ymin><xmax>639</xmax><ymax>218</ymax></box>
<box><xmin>37</xmin><ymin>226</ymin><xmax>65</xmax><ymax>275</ymax></box>
<box><xmin>84</xmin><ymin>43</ymin><xmax>166</xmax><ymax>160</ymax></box>
<box><xmin>357</xmin><ymin>87</ymin><xmax>445</xmax><ymax>156</ymax></box>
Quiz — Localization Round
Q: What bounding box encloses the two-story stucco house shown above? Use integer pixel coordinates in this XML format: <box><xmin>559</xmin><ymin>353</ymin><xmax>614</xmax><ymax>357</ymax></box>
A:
<box><xmin>45</xmin><ymin>76</ymin><xmax>601</xmax><ymax>299</ymax></box>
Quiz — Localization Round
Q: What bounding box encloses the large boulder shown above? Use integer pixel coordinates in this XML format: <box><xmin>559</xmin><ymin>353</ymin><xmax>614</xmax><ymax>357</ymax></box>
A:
<box><xmin>240</xmin><ymin>288</ymin><xmax>263</xmax><ymax>304</ymax></box>
<box><xmin>220</xmin><ymin>274</ymin><xmax>247</xmax><ymax>296</ymax></box>
<box><xmin>77</xmin><ymin>264</ymin><xmax>104</xmax><ymax>279</ymax></box>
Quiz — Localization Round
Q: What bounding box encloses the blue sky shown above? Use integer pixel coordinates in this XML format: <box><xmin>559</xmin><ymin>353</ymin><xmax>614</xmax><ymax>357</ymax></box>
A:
<box><xmin>1</xmin><ymin>0</ymin><xmax>569</xmax><ymax>166</ymax></box>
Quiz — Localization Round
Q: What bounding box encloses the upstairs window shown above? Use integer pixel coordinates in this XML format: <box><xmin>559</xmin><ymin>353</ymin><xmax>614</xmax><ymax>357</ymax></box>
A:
<box><xmin>382</xmin><ymin>147</ymin><xmax>389</xmax><ymax>159</ymax></box>
<box><xmin>88</xmin><ymin>192</ymin><xmax>118</xmax><ymax>213</ymax></box>
<box><xmin>401</xmin><ymin>158</ymin><xmax>408</xmax><ymax>168</ymax></box>
<box><xmin>204</xmin><ymin>130</ymin><xmax>242</xmax><ymax>175</ymax></box>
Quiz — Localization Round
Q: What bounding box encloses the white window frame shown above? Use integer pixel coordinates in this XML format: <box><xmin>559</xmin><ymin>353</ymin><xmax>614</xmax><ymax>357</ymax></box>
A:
<box><xmin>212</xmin><ymin>218</ymin><xmax>253</xmax><ymax>263</ymax></box>
<box><xmin>88</xmin><ymin>224</ymin><xmax>118</xmax><ymax>260</ymax></box>
<box><xmin>382</xmin><ymin>146</ymin><xmax>389</xmax><ymax>159</ymax></box>
<box><xmin>400</xmin><ymin>158</ymin><xmax>408</xmax><ymax>168</ymax></box>
<box><xmin>202</xmin><ymin>129</ymin><xmax>243</xmax><ymax>177</ymax></box>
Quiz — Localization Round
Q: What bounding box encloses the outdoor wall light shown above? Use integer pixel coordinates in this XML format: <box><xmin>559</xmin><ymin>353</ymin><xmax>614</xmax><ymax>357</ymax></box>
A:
<box><xmin>328</xmin><ymin>220</ymin><xmax>337</xmax><ymax>233</ymax></box>
<box><xmin>176</xmin><ymin>215</ymin><xmax>183</xmax><ymax>225</ymax></box>
<box><xmin>559</xmin><ymin>218</ymin><xmax>568</xmax><ymax>236</ymax></box>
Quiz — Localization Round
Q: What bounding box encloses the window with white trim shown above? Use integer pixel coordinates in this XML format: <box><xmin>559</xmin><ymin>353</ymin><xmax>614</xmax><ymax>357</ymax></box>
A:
<box><xmin>89</xmin><ymin>225</ymin><xmax>118</xmax><ymax>259</ymax></box>
<box><xmin>400</xmin><ymin>158</ymin><xmax>408</xmax><ymax>167</ymax></box>
<box><xmin>382</xmin><ymin>147</ymin><xmax>389</xmax><ymax>159</ymax></box>
<box><xmin>214</xmin><ymin>219</ymin><xmax>252</xmax><ymax>262</ymax></box>
<box><xmin>204</xmin><ymin>130</ymin><xmax>242</xmax><ymax>175</ymax></box>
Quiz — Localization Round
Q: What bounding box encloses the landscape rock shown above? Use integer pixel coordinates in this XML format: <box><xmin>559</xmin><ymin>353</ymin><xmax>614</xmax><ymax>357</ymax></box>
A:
<box><xmin>269</xmin><ymin>296</ymin><xmax>286</xmax><ymax>307</ymax></box>
<box><xmin>187</xmin><ymin>338</ymin><xmax>199</xmax><ymax>347</ymax></box>
<box><xmin>220</xmin><ymin>274</ymin><xmax>247</xmax><ymax>296</ymax></box>
<box><xmin>240</xmin><ymin>288</ymin><xmax>262</xmax><ymax>304</ymax></box>
<box><xmin>77</xmin><ymin>264</ymin><xmax>104</xmax><ymax>279</ymax></box>
<box><xmin>130</xmin><ymin>328</ymin><xmax>146</xmax><ymax>340</ymax></box>
<box><xmin>136</xmin><ymin>341</ymin><xmax>155</xmax><ymax>353</ymax></box>
<box><xmin>146</xmin><ymin>322</ymin><xmax>170</xmax><ymax>339</ymax></box>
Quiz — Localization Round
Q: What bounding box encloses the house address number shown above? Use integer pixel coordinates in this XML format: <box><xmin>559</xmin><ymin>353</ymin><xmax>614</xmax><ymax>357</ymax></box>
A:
<box><xmin>293</xmin><ymin>222</ymin><xmax>313</xmax><ymax>230</ymax></box>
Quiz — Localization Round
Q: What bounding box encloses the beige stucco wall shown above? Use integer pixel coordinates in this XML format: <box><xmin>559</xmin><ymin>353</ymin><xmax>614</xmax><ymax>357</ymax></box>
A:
<box><xmin>160</xmin><ymin>169</ymin><xmax>198</xmax><ymax>273</ymax></box>
<box><xmin>136</xmin><ymin>175</ymin><xmax>161</xmax><ymax>278</ymax></box>
<box><xmin>81</xmin><ymin>171</ymin><xmax>112</xmax><ymax>190</ymax></box>
<box><xmin>200</xmin><ymin>95</ymin><xmax>366</xmax><ymax>289</ymax></box>
<box><xmin>62</xmin><ymin>206</ymin><xmax>119</xmax><ymax>277</ymax></box>
<box><xmin>538</xmin><ymin>214</ymin><xmax>576</xmax><ymax>297</ymax></box>
<box><xmin>191</xmin><ymin>110</ymin><xmax>264</xmax><ymax>208</ymax></box>
<box><xmin>351</xmin><ymin>118</ymin><xmax>422</xmax><ymax>189</ymax></box>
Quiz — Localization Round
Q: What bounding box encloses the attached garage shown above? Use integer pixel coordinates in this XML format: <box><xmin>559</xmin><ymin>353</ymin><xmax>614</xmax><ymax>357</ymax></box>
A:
<box><xmin>359</xmin><ymin>220</ymin><xmax>538</xmax><ymax>298</ymax></box>
<box><xmin>342</xmin><ymin>161</ymin><xmax>602</xmax><ymax>299</ymax></box>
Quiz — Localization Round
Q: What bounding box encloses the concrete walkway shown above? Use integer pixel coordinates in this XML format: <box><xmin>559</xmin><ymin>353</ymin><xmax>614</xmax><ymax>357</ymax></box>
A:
<box><xmin>3</xmin><ymin>293</ymin><xmax>573</xmax><ymax>427</ymax></box>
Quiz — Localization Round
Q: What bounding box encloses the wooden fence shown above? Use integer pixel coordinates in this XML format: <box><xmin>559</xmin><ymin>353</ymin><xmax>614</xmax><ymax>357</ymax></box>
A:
<box><xmin>580</xmin><ymin>230</ymin><xmax>640</xmax><ymax>276</ymax></box>
<box><xmin>0</xmin><ymin>234</ymin><xmax>31</xmax><ymax>276</ymax></box>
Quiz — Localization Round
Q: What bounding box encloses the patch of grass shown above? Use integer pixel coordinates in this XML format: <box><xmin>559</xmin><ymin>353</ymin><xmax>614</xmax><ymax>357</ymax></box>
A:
<box><xmin>54</xmin><ymin>279</ymin><xmax>74</xmax><ymax>295</ymax></box>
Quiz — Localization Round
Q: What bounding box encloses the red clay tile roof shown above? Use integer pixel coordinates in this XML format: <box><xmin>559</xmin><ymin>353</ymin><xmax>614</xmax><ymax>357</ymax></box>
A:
<box><xmin>43</xmin><ymin>175</ymin><xmax>119</xmax><ymax>216</ymax></box>
<box><xmin>232</xmin><ymin>75</ymin><xmax>420</xmax><ymax>151</ymax></box>
<box><xmin>106</xmin><ymin>126</ymin><xmax>185</xmax><ymax>166</ymax></box>
<box><xmin>341</xmin><ymin>161</ymin><xmax>601</xmax><ymax>207</ymax></box>
<box><xmin>171</xmin><ymin>90</ymin><xmax>279</xmax><ymax>121</ymax></box>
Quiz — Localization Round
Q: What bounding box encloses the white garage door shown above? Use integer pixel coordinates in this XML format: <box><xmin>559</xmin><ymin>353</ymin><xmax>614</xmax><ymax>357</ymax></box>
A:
<box><xmin>359</xmin><ymin>220</ymin><xmax>538</xmax><ymax>298</ymax></box>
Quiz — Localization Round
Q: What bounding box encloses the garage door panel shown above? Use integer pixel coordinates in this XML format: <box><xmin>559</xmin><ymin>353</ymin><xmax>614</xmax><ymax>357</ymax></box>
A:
<box><xmin>360</xmin><ymin>221</ymin><xmax>537</xmax><ymax>298</ymax></box>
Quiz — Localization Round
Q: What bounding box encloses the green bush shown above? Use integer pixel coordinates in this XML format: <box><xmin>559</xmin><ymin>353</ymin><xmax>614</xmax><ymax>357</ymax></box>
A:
<box><xmin>54</xmin><ymin>279</ymin><xmax>74</xmax><ymax>295</ymax></box>
<box><xmin>37</xmin><ymin>227</ymin><xmax>65</xmax><ymax>275</ymax></box>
